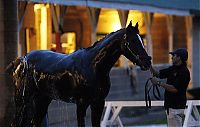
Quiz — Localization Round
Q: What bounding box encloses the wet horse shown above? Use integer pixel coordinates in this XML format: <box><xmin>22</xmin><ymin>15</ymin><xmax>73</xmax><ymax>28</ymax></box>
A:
<box><xmin>7</xmin><ymin>22</ymin><xmax>151</xmax><ymax>127</ymax></box>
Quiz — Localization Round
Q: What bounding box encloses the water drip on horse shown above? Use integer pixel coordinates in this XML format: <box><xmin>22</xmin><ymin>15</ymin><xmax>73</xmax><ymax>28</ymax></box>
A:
<box><xmin>7</xmin><ymin>21</ymin><xmax>152</xmax><ymax>127</ymax></box>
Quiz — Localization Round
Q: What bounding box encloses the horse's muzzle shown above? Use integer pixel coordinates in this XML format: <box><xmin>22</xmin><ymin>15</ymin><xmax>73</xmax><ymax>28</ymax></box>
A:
<box><xmin>138</xmin><ymin>56</ymin><xmax>152</xmax><ymax>71</ymax></box>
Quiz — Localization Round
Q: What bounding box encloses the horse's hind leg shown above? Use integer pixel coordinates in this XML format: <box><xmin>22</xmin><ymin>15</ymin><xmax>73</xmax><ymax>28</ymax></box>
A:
<box><xmin>14</xmin><ymin>95</ymin><xmax>36</xmax><ymax>127</ymax></box>
<box><xmin>34</xmin><ymin>94</ymin><xmax>51</xmax><ymax>127</ymax></box>
<box><xmin>91</xmin><ymin>99</ymin><xmax>105</xmax><ymax>127</ymax></box>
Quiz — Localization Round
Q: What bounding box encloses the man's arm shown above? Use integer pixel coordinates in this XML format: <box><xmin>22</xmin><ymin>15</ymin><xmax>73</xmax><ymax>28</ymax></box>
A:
<box><xmin>151</xmin><ymin>77</ymin><xmax>178</xmax><ymax>93</ymax></box>
<box><xmin>159</xmin><ymin>82</ymin><xmax>178</xmax><ymax>93</ymax></box>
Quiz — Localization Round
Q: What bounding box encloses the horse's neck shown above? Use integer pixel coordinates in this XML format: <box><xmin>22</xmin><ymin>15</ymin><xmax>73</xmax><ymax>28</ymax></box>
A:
<box><xmin>92</xmin><ymin>36</ymin><xmax>122</xmax><ymax>74</ymax></box>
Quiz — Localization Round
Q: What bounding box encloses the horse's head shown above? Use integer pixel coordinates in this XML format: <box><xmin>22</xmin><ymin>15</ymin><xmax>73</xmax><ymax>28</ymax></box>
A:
<box><xmin>121</xmin><ymin>21</ymin><xmax>151</xmax><ymax>70</ymax></box>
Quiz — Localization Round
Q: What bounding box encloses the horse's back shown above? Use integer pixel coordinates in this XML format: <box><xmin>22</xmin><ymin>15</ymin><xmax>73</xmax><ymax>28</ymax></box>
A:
<box><xmin>26</xmin><ymin>50</ymin><xmax>73</xmax><ymax>73</ymax></box>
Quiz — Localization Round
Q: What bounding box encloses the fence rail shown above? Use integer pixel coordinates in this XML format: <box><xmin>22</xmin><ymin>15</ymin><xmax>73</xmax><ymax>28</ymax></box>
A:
<box><xmin>101</xmin><ymin>100</ymin><xmax>200</xmax><ymax>127</ymax></box>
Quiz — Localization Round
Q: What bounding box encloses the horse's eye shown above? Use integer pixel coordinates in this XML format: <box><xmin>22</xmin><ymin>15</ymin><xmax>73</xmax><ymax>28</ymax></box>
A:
<box><xmin>125</xmin><ymin>42</ymin><xmax>129</xmax><ymax>46</ymax></box>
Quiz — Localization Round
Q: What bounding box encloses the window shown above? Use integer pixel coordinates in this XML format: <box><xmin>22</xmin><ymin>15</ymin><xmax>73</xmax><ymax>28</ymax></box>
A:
<box><xmin>52</xmin><ymin>32</ymin><xmax>76</xmax><ymax>54</ymax></box>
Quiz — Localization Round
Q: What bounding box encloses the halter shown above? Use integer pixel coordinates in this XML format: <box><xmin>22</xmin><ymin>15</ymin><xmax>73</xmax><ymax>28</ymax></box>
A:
<box><xmin>121</xmin><ymin>34</ymin><xmax>144</xmax><ymax>68</ymax></box>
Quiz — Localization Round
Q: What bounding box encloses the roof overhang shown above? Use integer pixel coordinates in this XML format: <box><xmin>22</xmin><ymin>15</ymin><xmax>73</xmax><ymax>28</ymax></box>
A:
<box><xmin>18</xmin><ymin>0</ymin><xmax>200</xmax><ymax>16</ymax></box>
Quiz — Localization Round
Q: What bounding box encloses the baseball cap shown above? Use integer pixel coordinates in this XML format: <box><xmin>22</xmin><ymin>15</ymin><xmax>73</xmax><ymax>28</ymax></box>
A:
<box><xmin>169</xmin><ymin>48</ymin><xmax>188</xmax><ymax>61</ymax></box>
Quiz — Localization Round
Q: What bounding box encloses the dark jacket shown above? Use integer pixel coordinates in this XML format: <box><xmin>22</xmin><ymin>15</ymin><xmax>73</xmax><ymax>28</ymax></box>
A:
<box><xmin>159</xmin><ymin>64</ymin><xmax>190</xmax><ymax>109</ymax></box>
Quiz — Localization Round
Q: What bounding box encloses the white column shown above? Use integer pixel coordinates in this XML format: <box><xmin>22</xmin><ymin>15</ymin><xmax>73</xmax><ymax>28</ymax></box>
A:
<box><xmin>118</xmin><ymin>10</ymin><xmax>129</xmax><ymax>68</ymax></box>
<box><xmin>143</xmin><ymin>12</ymin><xmax>153</xmax><ymax>62</ymax></box>
<box><xmin>185</xmin><ymin>16</ymin><xmax>193</xmax><ymax>88</ymax></box>
<box><xmin>192</xmin><ymin>16</ymin><xmax>200</xmax><ymax>88</ymax></box>
<box><xmin>167</xmin><ymin>15</ymin><xmax>173</xmax><ymax>63</ymax></box>
<box><xmin>118</xmin><ymin>10</ymin><xmax>129</xmax><ymax>28</ymax></box>
<box><xmin>87</xmin><ymin>7</ymin><xmax>100</xmax><ymax>44</ymax></box>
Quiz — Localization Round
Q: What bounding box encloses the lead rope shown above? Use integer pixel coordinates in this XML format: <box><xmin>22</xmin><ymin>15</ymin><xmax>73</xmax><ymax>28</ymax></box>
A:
<box><xmin>145</xmin><ymin>77</ymin><xmax>161</xmax><ymax>109</ymax></box>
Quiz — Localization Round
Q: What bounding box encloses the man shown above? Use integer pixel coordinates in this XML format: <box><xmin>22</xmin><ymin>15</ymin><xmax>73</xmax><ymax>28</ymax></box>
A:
<box><xmin>150</xmin><ymin>48</ymin><xmax>190</xmax><ymax>127</ymax></box>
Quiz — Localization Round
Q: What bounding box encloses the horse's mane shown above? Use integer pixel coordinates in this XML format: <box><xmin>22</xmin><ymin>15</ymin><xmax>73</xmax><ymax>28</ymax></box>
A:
<box><xmin>86</xmin><ymin>29</ymin><xmax>124</xmax><ymax>50</ymax></box>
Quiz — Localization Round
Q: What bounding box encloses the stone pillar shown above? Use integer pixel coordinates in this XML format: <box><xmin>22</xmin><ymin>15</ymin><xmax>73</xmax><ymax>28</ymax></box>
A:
<box><xmin>167</xmin><ymin>15</ymin><xmax>173</xmax><ymax>63</ymax></box>
<box><xmin>0</xmin><ymin>0</ymin><xmax>18</xmax><ymax>126</ymax></box>
<box><xmin>118</xmin><ymin>10</ymin><xmax>129</xmax><ymax>68</ymax></box>
<box><xmin>87</xmin><ymin>7</ymin><xmax>100</xmax><ymax>44</ymax></box>
<box><xmin>143</xmin><ymin>12</ymin><xmax>153</xmax><ymax>61</ymax></box>
<box><xmin>192</xmin><ymin>16</ymin><xmax>200</xmax><ymax>88</ymax></box>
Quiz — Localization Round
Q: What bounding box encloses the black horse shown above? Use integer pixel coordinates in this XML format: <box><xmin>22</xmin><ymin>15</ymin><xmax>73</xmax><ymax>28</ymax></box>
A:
<box><xmin>7</xmin><ymin>21</ymin><xmax>151</xmax><ymax>127</ymax></box>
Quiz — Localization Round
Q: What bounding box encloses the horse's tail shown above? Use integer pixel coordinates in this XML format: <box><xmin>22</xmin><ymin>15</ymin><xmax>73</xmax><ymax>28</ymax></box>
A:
<box><xmin>5</xmin><ymin>57</ymin><xmax>22</xmax><ymax>75</ymax></box>
<box><xmin>8</xmin><ymin>56</ymin><xmax>37</xmax><ymax>127</ymax></box>
<box><xmin>5</xmin><ymin>57</ymin><xmax>25</xmax><ymax>89</ymax></box>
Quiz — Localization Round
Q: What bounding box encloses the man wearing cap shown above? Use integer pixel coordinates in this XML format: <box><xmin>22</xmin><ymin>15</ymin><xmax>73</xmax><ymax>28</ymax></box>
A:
<box><xmin>150</xmin><ymin>48</ymin><xmax>190</xmax><ymax>127</ymax></box>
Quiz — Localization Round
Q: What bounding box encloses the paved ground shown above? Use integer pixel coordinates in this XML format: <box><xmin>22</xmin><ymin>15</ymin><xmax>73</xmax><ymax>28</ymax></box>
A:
<box><xmin>47</xmin><ymin>65</ymin><xmax>169</xmax><ymax>127</ymax></box>
<box><xmin>131</xmin><ymin>125</ymin><xmax>167</xmax><ymax>127</ymax></box>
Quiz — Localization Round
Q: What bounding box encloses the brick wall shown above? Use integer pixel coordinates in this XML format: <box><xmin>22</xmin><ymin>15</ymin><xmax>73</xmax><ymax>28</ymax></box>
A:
<box><xmin>173</xmin><ymin>16</ymin><xmax>187</xmax><ymax>49</ymax></box>
<box><xmin>151</xmin><ymin>14</ymin><xmax>187</xmax><ymax>64</ymax></box>
<box><xmin>64</xmin><ymin>6</ymin><xmax>92</xmax><ymax>49</ymax></box>
<box><xmin>151</xmin><ymin>14</ymin><xmax>169</xmax><ymax>64</ymax></box>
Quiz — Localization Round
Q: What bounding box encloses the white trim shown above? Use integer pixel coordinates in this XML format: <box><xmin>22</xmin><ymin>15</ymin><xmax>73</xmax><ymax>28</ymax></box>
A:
<box><xmin>137</xmin><ymin>34</ymin><xmax>145</xmax><ymax>49</ymax></box>
<box><xmin>88</xmin><ymin>1</ymin><xmax>191</xmax><ymax>16</ymax></box>
<box><xmin>18</xmin><ymin>0</ymin><xmax>193</xmax><ymax>16</ymax></box>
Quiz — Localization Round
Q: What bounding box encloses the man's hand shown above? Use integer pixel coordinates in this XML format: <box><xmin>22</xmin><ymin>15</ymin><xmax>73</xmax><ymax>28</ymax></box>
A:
<box><xmin>151</xmin><ymin>77</ymin><xmax>178</xmax><ymax>93</ymax></box>
<box><xmin>150</xmin><ymin>77</ymin><xmax>160</xmax><ymax>86</ymax></box>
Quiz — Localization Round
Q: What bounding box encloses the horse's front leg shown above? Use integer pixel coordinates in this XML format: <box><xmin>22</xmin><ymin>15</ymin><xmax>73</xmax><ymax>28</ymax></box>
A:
<box><xmin>91</xmin><ymin>99</ymin><xmax>105</xmax><ymax>127</ymax></box>
<box><xmin>76</xmin><ymin>98</ymin><xmax>89</xmax><ymax>127</ymax></box>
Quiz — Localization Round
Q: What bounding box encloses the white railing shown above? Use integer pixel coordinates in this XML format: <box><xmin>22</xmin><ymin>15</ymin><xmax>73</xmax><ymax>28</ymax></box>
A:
<box><xmin>101</xmin><ymin>100</ymin><xmax>200</xmax><ymax>127</ymax></box>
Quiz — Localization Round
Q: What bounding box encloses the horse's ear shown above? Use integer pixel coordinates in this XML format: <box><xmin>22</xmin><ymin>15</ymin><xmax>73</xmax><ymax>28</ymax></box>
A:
<box><xmin>127</xmin><ymin>21</ymin><xmax>132</xmax><ymax>28</ymax></box>
<box><xmin>126</xmin><ymin>21</ymin><xmax>133</xmax><ymax>34</ymax></box>
<box><xmin>129</xmin><ymin>21</ymin><xmax>132</xmax><ymax>27</ymax></box>
<box><xmin>134</xmin><ymin>22</ymin><xmax>139</xmax><ymax>34</ymax></box>
<box><xmin>135</xmin><ymin>22</ymin><xmax>139</xmax><ymax>29</ymax></box>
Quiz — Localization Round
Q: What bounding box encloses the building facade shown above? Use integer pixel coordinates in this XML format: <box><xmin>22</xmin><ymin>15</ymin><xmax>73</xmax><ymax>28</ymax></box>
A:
<box><xmin>0</xmin><ymin>0</ymin><xmax>200</xmax><ymax>126</ymax></box>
